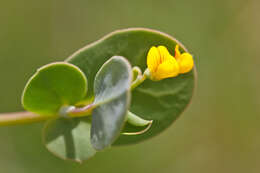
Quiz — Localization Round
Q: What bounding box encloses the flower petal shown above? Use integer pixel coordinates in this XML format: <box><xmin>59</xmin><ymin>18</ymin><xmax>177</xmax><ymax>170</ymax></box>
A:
<box><xmin>174</xmin><ymin>44</ymin><xmax>181</xmax><ymax>59</ymax></box>
<box><xmin>153</xmin><ymin>56</ymin><xmax>179</xmax><ymax>80</ymax></box>
<box><xmin>147</xmin><ymin>46</ymin><xmax>160</xmax><ymax>73</ymax></box>
<box><xmin>177</xmin><ymin>53</ymin><xmax>194</xmax><ymax>74</ymax></box>
<box><xmin>158</xmin><ymin>46</ymin><xmax>172</xmax><ymax>62</ymax></box>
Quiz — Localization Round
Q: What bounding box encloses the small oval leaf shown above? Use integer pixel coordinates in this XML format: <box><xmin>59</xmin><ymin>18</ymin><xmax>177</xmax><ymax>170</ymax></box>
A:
<box><xmin>22</xmin><ymin>62</ymin><xmax>87</xmax><ymax>115</ymax></box>
<box><xmin>126</xmin><ymin>111</ymin><xmax>152</xmax><ymax>127</ymax></box>
<box><xmin>121</xmin><ymin>111</ymin><xmax>153</xmax><ymax>136</ymax></box>
<box><xmin>91</xmin><ymin>56</ymin><xmax>132</xmax><ymax>150</ymax></box>
<box><xmin>43</xmin><ymin>117</ymin><xmax>96</xmax><ymax>163</ymax></box>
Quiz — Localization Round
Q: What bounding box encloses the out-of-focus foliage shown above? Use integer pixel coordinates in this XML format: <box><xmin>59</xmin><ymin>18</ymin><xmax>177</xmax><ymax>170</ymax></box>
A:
<box><xmin>0</xmin><ymin>0</ymin><xmax>260</xmax><ymax>173</ymax></box>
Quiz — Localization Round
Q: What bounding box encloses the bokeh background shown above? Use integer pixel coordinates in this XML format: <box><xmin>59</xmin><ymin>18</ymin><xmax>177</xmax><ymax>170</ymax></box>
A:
<box><xmin>0</xmin><ymin>0</ymin><xmax>259</xmax><ymax>172</ymax></box>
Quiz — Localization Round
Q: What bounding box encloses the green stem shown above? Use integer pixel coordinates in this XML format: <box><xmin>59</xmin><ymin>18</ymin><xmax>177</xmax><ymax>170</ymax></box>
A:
<box><xmin>131</xmin><ymin>68</ymin><xmax>150</xmax><ymax>90</ymax></box>
<box><xmin>0</xmin><ymin>67</ymin><xmax>149</xmax><ymax>127</ymax></box>
<box><xmin>132</xmin><ymin>66</ymin><xmax>142</xmax><ymax>81</ymax></box>
<box><xmin>0</xmin><ymin>103</ymin><xmax>94</xmax><ymax>126</ymax></box>
<box><xmin>0</xmin><ymin>112</ymin><xmax>55</xmax><ymax>126</ymax></box>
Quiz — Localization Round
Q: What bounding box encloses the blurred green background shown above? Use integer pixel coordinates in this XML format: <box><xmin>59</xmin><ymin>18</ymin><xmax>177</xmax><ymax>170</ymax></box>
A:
<box><xmin>0</xmin><ymin>0</ymin><xmax>259</xmax><ymax>172</ymax></box>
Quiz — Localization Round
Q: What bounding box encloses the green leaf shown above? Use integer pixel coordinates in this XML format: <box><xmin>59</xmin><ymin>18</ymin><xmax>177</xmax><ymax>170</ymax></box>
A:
<box><xmin>91</xmin><ymin>56</ymin><xmax>132</xmax><ymax>150</ymax></box>
<box><xmin>126</xmin><ymin>111</ymin><xmax>152</xmax><ymax>127</ymax></box>
<box><xmin>43</xmin><ymin>117</ymin><xmax>96</xmax><ymax>163</ymax></box>
<box><xmin>121</xmin><ymin>111</ymin><xmax>153</xmax><ymax>136</ymax></box>
<box><xmin>22</xmin><ymin>62</ymin><xmax>87</xmax><ymax>115</ymax></box>
<box><xmin>67</xmin><ymin>28</ymin><xmax>196</xmax><ymax>145</ymax></box>
<box><xmin>121</xmin><ymin>122</ymin><xmax>153</xmax><ymax>136</ymax></box>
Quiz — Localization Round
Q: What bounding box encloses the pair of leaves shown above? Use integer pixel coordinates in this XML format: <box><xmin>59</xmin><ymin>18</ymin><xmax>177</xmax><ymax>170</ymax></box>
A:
<box><xmin>23</xmin><ymin>56</ymin><xmax>132</xmax><ymax>162</ymax></box>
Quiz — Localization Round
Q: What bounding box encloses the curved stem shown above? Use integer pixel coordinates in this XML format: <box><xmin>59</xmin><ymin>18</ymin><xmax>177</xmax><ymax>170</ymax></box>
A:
<box><xmin>131</xmin><ymin>68</ymin><xmax>150</xmax><ymax>90</ymax></box>
<box><xmin>132</xmin><ymin>66</ymin><xmax>142</xmax><ymax>81</ymax></box>
<box><xmin>0</xmin><ymin>112</ymin><xmax>55</xmax><ymax>126</ymax></box>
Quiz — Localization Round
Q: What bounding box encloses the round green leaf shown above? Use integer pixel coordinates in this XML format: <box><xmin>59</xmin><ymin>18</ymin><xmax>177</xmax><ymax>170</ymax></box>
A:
<box><xmin>43</xmin><ymin>117</ymin><xmax>96</xmax><ymax>163</ymax></box>
<box><xmin>91</xmin><ymin>56</ymin><xmax>132</xmax><ymax>150</ymax></box>
<box><xmin>22</xmin><ymin>62</ymin><xmax>87</xmax><ymax>115</ymax></box>
<box><xmin>67</xmin><ymin>28</ymin><xmax>196</xmax><ymax>145</ymax></box>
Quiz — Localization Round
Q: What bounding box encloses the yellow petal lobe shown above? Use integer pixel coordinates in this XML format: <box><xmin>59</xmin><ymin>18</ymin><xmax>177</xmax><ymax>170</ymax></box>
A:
<box><xmin>157</xmin><ymin>46</ymin><xmax>171</xmax><ymax>62</ymax></box>
<box><xmin>147</xmin><ymin>46</ymin><xmax>160</xmax><ymax>73</ymax></box>
<box><xmin>153</xmin><ymin>56</ymin><xmax>179</xmax><ymax>80</ymax></box>
<box><xmin>177</xmin><ymin>53</ymin><xmax>194</xmax><ymax>74</ymax></box>
<box><xmin>175</xmin><ymin>44</ymin><xmax>181</xmax><ymax>58</ymax></box>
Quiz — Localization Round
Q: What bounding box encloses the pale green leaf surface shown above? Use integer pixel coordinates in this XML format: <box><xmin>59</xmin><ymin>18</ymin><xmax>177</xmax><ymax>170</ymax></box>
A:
<box><xmin>121</xmin><ymin>111</ymin><xmax>153</xmax><ymax>136</ymax></box>
<box><xmin>43</xmin><ymin>117</ymin><xmax>96</xmax><ymax>163</ymax></box>
<box><xmin>126</xmin><ymin>111</ymin><xmax>152</xmax><ymax>127</ymax></box>
<box><xmin>91</xmin><ymin>56</ymin><xmax>132</xmax><ymax>150</ymax></box>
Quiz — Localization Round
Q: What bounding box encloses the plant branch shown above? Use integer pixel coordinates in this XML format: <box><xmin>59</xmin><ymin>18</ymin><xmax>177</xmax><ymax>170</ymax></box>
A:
<box><xmin>0</xmin><ymin>112</ymin><xmax>54</xmax><ymax>126</ymax></box>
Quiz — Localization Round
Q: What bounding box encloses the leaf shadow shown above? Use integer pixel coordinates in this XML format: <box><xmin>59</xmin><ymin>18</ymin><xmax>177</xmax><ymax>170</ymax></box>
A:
<box><xmin>45</xmin><ymin>118</ymin><xmax>79</xmax><ymax>160</ymax></box>
<box><xmin>63</xmin><ymin>124</ymin><xmax>76</xmax><ymax>159</ymax></box>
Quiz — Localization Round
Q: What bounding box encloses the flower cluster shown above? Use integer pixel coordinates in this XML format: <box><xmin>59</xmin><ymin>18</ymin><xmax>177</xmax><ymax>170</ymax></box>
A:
<box><xmin>147</xmin><ymin>45</ymin><xmax>194</xmax><ymax>81</ymax></box>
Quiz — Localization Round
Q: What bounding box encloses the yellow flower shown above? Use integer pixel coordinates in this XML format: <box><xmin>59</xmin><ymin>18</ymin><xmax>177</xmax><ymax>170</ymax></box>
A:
<box><xmin>174</xmin><ymin>45</ymin><xmax>194</xmax><ymax>74</ymax></box>
<box><xmin>146</xmin><ymin>45</ymin><xmax>194</xmax><ymax>81</ymax></box>
<box><xmin>147</xmin><ymin>46</ymin><xmax>179</xmax><ymax>81</ymax></box>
